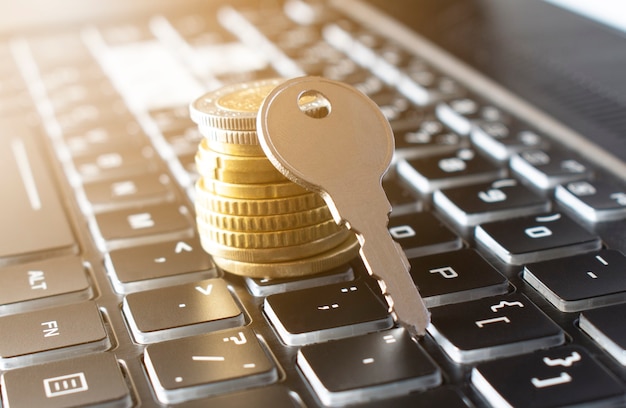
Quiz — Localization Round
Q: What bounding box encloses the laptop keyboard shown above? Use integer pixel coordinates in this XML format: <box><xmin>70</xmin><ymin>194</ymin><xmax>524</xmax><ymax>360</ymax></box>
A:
<box><xmin>2</xmin><ymin>1</ymin><xmax>626</xmax><ymax>406</ymax></box>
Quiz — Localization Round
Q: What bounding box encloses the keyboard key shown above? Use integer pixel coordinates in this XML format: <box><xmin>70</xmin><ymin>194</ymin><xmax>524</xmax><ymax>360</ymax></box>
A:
<box><xmin>471</xmin><ymin>346</ymin><xmax>626</xmax><ymax>407</ymax></box>
<box><xmin>297</xmin><ymin>328</ymin><xmax>441</xmax><ymax>406</ymax></box>
<box><xmin>82</xmin><ymin>172</ymin><xmax>175</xmax><ymax>212</ymax></box>
<box><xmin>409</xmin><ymin>249</ymin><xmax>508</xmax><ymax>308</ymax></box>
<box><xmin>106</xmin><ymin>237</ymin><xmax>216</xmax><ymax>293</ymax></box>
<box><xmin>176</xmin><ymin>386</ymin><xmax>300</xmax><ymax>408</ymax></box>
<box><xmin>398</xmin><ymin>61</ymin><xmax>463</xmax><ymax>106</ymax></box>
<box><xmin>0</xmin><ymin>255</ymin><xmax>91</xmax><ymax>315</ymax></box>
<box><xmin>72</xmin><ymin>144</ymin><xmax>159</xmax><ymax>182</ymax></box>
<box><xmin>471</xmin><ymin>121</ymin><xmax>548</xmax><ymax>161</ymax></box>
<box><xmin>394</xmin><ymin>116</ymin><xmax>466</xmax><ymax>160</ymax></box>
<box><xmin>580</xmin><ymin>303</ymin><xmax>626</xmax><ymax>365</ymax></box>
<box><xmin>475</xmin><ymin>212</ymin><xmax>601</xmax><ymax>265</ymax></box>
<box><xmin>264</xmin><ymin>280</ymin><xmax>393</xmax><ymax>346</ymax></box>
<box><xmin>245</xmin><ymin>264</ymin><xmax>354</xmax><ymax>297</ymax></box>
<box><xmin>435</xmin><ymin>97</ymin><xmax>509</xmax><ymax>136</ymax></box>
<box><xmin>123</xmin><ymin>278</ymin><xmax>244</xmax><ymax>343</ymax></box>
<box><xmin>427</xmin><ymin>293</ymin><xmax>564</xmax><ymax>363</ymax></box>
<box><xmin>555</xmin><ymin>179</ymin><xmax>626</xmax><ymax>222</ymax></box>
<box><xmin>144</xmin><ymin>327</ymin><xmax>278</xmax><ymax>404</ymax></box>
<box><xmin>397</xmin><ymin>148</ymin><xmax>505</xmax><ymax>194</ymax></box>
<box><xmin>0</xmin><ymin>353</ymin><xmax>132</xmax><ymax>408</ymax></box>
<box><xmin>92</xmin><ymin>202</ymin><xmax>194</xmax><ymax>250</ymax></box>
<box><xmin>434</xmin><ymin>178</ymin><xmax>550</xmax><ymax>226</ymax></box>
<box><xmin>523</xmin><ymin>250</ymin><xmax>626</xmax><ymax>312</ymax></box>
<box><xmin>0</xmin><ymin>125</ymin><xmax>76</xmax><ymax>263</ymax></box>
<box><xmin>511</xmin><ymin>149</ymin><xmax>592</xmax><ymax>190</ymax></box>
<box><xmin>63</xmin><ymin>121</ymin><xmax>144</xmax><ymax>156</ymax></box>
<box><xmin>351</xmin><ymin>386</ymin><xmax>471</xmax><ymax>408</ymax></box>
<box><xmin>0</xmin><ymin>301</ymin><xmax>109</xmax><ymax>369</ymax></box>
<box><xmin>388</xmin><ymin>211</ymin><xmax>462</xmax><ymax>258</ymax></box>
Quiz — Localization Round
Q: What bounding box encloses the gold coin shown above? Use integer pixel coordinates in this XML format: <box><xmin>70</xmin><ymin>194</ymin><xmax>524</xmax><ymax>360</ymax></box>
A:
<box><xmin>198</xmin><ymin>126</ymin><xmax>260</xmax><ymax>145</ymax></box>
<box><xmin>197</xmin><ymin>217</ymin><xmax>342</xmax><ymax>248</ymax></box>
<box><xmin>196</xmin><ymin>139</ymin><xmax>277</xmax><ymax>173</ymax></box>
<box><xmin>211</xmin><ymin>235</ymin><xmax>360</xmax><ymax>278</ymax></box>
<box><xmin>198</xmin><ymin>228</ymin><xmax>353</xmax><ymax>263</ymax></box>
<box><xmin>195</xmin><ymin>178</ymin><xmax>324</xmax><ymax>216</ymax></box>
<box><xmin>195</xmin><ymin>153</ymin><xmax>288</xmax><ymax>184</ymax></box>
<box><xmin>195</xmin><ymin>204</ymin><xmax>333</xmax><ymax>231</ymax></box>
<box><xmin>206</xmin><ymin>140</ymin><xmax>265</xmax><ymax>157</ymax></box>
<box><xmin>200</xmin><ymin>177</ymin><xmax>309</xmax><ymax>199</ymax></box>
<box><xmin>189</xmin><ymin>78</ymin><xmax>285</xmax><ymax>130</ymax></box>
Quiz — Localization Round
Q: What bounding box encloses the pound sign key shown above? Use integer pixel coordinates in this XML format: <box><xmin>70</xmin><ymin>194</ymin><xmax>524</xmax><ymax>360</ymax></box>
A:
<box><xmin>257</xmin><ymin>76</ymin><xmax>430</xmax><ymax>336</ymax></box>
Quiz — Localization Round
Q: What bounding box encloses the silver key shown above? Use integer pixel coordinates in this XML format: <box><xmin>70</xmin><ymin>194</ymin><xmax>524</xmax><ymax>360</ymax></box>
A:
<box><xmin>257</xmin><ymin>76</ymin><xmax>430</xmax><ymax>336</ymax></box>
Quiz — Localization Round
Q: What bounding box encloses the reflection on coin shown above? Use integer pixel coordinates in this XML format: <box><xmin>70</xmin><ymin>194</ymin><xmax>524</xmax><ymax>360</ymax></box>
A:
<box><xmin>198</xmin><ymin>126</ymin><xmax>260</xmax><ymax>145</ymax></box>
<box><xmin>196</xmin><ymin>178</ymin><xmax>324</xmax><ymax>216</ymax></box>
<box><xmin>197</xmin><ymin>217</ymin><xmax>342</xmax><ymax>248</ymax></box>
<box><xmin>198</xmin><ymin>228</ymin><xmax>353</xmax><ymax>263</ymax></box>
<box><xmin>205</xmin><ymin>140</ymin><xmax>265</xmax><ymax>157</ymax></box>
<box><xmin>190</xmin><ymin>78</ymin><xmax>285</xmax><ymax>130</ymax></box>
<box><xmin>200</xmin><ymin>177</ymin><xmax>309</xmax><ymax>199</ymax></box>
<box><xmin>196</xmin><ymin>154</ymin><xmax>288</xmax><ymax>184</ymax></box>
<box><xmin>196</xmin><ymin>140</ymin><xmax>277</xmax><ymax>173</ymax></box>
<box><xmin>211</xmin><ymin>236</ymin><xmax>359</xmax><ymax>278</ymax></box>
<box><xmin>195</xmin><ymin>204</ymin><xmax>332</xmax><ymax>231</ymax></box>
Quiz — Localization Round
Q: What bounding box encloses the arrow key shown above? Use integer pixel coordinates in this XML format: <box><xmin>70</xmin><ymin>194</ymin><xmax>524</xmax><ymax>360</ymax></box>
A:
<box><xmin>123</xmin><ymin>278</ymin><xmax>244</xmax><ymax>343</ymax></box>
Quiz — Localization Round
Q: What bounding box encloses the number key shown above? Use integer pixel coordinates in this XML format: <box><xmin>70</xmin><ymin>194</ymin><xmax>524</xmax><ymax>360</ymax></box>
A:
<box><xmin>475</xmin><ymin>212</ymin><xmax>601</xmax><ymax>265</ymax></box>
<box><xmin>434</xmin><ymin>178</ymin><xmax>550</xmax><ymax>226</ymax></box>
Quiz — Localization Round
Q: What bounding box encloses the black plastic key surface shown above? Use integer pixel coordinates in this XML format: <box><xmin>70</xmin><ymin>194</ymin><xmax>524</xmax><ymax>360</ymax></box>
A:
<box><xmin>176</xmin><ymin>386</ymin><xmax>300</xmax><ymax>408</ymax></box>
<box><xmin>471</xmin><ymin>346</ymin><xmax>626</xmax><ymax>408</ymax></box>
<box><xmin>408</xmin><ymin>249</ymin><xmax>508</xmax><ymax>308</ymax></box>
<box><xmin>523</xmin><ymin>249</ymin><xmax>626</xmax><ymax>312</ymax></box>
<box><xmin>123</xmin><ymin>278</ymin><xmax>243</xmax><ymax>343</ymax></box>
<box><xmin>144</xmin><ymin>327</ymin><xmax>278</xmax><ymax>404</ymax></box>
<box><xmin>0</xmin><ymin>301</ymin><xmax>109</xmax><ymax>369</ymax></box>
<box><xmin>351</xmin><ymin>386</ymin><xmax>472</xmax><ymax>408</ymax></box>
<box><xmin>471</xmin><ymin>120</ymin><xmax>548</xmax><ymax>161</ymax></box>
<box><xmin>556</xmin><ymin>179</ymin><xmax>626</xmax><ymax>222</ymax></box>
<box><xmin>106</xmin><ymin>236</ymin><xmax>216</xmax><ymax>293</ymax></box>
<box><xmin>397</xmin><ymin>148</ymin><xmax>505</xmax><ymax>194</ymax></box>
<box><xmin>434</xmin><ymin>178</ymin><xmax>550</xmax><ymax>226</ymax></box>
<box><xmin>92</xmin><ymin>202</ymin><xmax>194</xmax><ymax>250</ymax></box>
<box><xmin>0</xmin><ymin>255</ymin><xmax>91</xmax><ymax>314</ymax></box>
<box><xmin>475</xmin><ymin>212</ymin><xmax>602</xmax><ymax>265</ymax></box>
<box><xmin>264</xmin><ymin>280</ymin><xmax>393</xmax><ymax>346</ymax></box>
<box><xmin>387</xmin><ymin>211</ymin><xmax>462</xmax><ymax>258</ymax></box>
<box><xmin>580</xmin><ymin>303</ymin><xmax>626</xmax><ymax>366</ymax></box>
<box><xmin>0</xmin><ymin>124</ymin><xmax>76</xmax><ymax>263</ymax></box>
<box><xmin>427</xmin><ymin>293</ymin><xmax>564</xmax><ymax>364</ymax></box>
<box><xmin>0</xmin><ymin>353</ymin><xmax>132</xmax><ymax>408</ymax></box>
<box><xmin>297</xmin><ymin>328</ymin><xmax>441</xmax><ymax>406</ymax></box>
<box><xmin>83</xmin><ymin>172</ymin><xmax>175</xmax><ymax>212</ymax></box>
<box><xmin>511</xmin><ymin>148</ymin><xmax>592</xmax><ymax>190</ymax></box>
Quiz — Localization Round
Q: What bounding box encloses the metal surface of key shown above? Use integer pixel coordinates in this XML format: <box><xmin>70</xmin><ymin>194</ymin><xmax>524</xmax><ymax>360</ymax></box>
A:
<box><xmin>257</xmin><ymin>76</ymin><xmax>430</xmax><ymax>336</ymax></box>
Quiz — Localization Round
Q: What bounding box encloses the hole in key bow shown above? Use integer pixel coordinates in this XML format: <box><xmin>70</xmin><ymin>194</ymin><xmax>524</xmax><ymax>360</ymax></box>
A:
<box><xmin>297</xmin><ymin>90</ymin><xmax>331</xmax><ymax>119</ymax></box>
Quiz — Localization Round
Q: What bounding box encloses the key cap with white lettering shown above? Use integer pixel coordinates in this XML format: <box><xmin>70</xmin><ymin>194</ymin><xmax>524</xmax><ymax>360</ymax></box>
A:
<box><xmin>258</xmin><ymin>76</ymin><xmax>429</xmax><ymax>336</ymax></box>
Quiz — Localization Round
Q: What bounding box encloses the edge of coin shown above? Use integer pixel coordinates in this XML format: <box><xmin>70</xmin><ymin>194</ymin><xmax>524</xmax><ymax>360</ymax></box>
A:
<box><xmin>200</xmin><ymin>177</ymin><xmax>310</xmax><ymax>199</ymax></box>
<box><xmin>198</xmin><ymin>228</ymin><xmax>352</xmax><ymax>263</ymax></box>
<box><xmin>189</xmin><ymin>78</ymin><xmax>285</xmax><ymax>131</ymax></box>
<box><xmin>195</xmin><ymin>178</ymin><xmax>325</xmax><ymax>215</ymax></box>
<box><xmin>211</xmin><ymin>235</ymin><xmax>360</xmax><ymax>278</ymax></box>
<box><xmin>196</xmin><ymin>217</ymin><xmax>343</xmax><ymax>248</ymax></box>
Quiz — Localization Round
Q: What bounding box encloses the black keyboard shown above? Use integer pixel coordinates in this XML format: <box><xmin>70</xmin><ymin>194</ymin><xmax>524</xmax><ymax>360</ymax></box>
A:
<box><xmin>1</xmin><ymin>1</ymin><xmax>626</xmax><ymax>407</ymax></box>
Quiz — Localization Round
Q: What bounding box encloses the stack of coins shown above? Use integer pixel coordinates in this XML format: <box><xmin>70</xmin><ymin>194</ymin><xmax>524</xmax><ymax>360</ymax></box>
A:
<box><xmin>190</xmin><ymin>78</ymin><xmax>359</xmax><ymax>279</ymax></box>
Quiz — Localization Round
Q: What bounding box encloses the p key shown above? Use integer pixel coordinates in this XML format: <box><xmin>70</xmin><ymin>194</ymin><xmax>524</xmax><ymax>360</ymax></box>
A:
<box><xmin>258</xmin><ymin>77</ymin><xmax>429</xmax><ymax>336</ymax></box>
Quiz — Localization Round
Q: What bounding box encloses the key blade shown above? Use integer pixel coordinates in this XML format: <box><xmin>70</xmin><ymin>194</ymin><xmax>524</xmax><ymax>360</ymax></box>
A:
<box><xmin>343</xmin><ymin>189</ymin><xmax>430</xmax><ymax>336</ymax></box>
<box><xmin>357</xmin><ymin>222</ymin><xmax>430</xmax><ymax>337</ymax></box>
